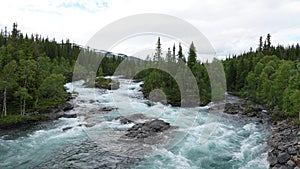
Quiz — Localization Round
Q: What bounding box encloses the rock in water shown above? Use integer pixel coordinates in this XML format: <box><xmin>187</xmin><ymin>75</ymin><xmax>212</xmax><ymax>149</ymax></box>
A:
<box><xmin>100</xmin><ymin>107</ymin><xmax>118</xmax><ymax>111</ymax></box>
<box><xmin>62</xmin><ymin>126</ymin><xmax>73</xmax><ymax>131</ymax></box>
<box><xmin>109</xmin><ymin>81</ymin><xmax>120</xmax><ymax>90</ymax></box>
<box><xmin>126</xmin><ymin>119</ymin><xmax>171</xmax><ymax>138</ymax></box>
<box><xmin>61</xmin><ymin>102</ymin><xmax>74</xmax><ymax>112</ymax></box>
<box><xmin>61</xmin><ymin>114</ymin><xmax>77</xmax><ymax>118</ymax></box>
<box><xmin>115</xmin><ymin>116</ymin><xmax>134</xmax><ymax>124</ymax></box>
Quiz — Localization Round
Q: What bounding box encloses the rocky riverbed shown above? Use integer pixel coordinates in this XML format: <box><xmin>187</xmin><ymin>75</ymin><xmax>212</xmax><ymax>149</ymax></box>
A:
<box><xmin>219</xmin><ymin>95</ymin><xmax>300</xmax><ymax>169</ymax></box>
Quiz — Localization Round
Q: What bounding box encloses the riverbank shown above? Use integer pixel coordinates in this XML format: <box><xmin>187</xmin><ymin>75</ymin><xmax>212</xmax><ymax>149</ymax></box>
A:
<box><xmin>218</xmin><ymin>94</ymin><xmax>300</xmax><ymax>169</ymax></box>
<box><xmin>0</xmin><ymin>77</ymin><xmax>121</xmax><ymax>130</ymax></box>
<box><xmin>0</xmin><ymin>99</ymin><xmax>76</xmax><ymax>130</ymax></box>
<box><xmin>138</xmin><ymin>79</ymin><xmax>299</xmax><ymax>168</ymax></box>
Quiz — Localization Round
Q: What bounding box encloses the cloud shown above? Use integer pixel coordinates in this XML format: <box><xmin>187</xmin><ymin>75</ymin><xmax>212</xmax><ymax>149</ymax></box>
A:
<box><xmin>0</xmin><ymin>0</ymin><xmax>299</xmax><ymax>58</ymax></box>
<box><xmin>57</xmin><ymin>0</ymin><xmax>108</xmax><ymax>12</ymax></box>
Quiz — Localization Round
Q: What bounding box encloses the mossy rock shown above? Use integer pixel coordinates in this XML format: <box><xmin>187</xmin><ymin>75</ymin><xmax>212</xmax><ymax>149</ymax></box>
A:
<box><xmin>85</xmin><ymin>77</ymin><xmax>120</xmax><ymax>90</ymax></box>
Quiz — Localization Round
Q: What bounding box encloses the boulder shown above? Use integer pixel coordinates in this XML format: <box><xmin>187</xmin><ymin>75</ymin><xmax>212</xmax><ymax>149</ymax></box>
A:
<box><xmin>62</xmin><ymin>126</ymin><xmax>73</xmax><ymax>131</ymax></box>
<box><xmin>108</xmin><ymin>81</ymin><xmax>120</xmax><ymax>90</ymax></box>
<box><xmin>61</xmin><ymin>102</ymin><xmax>74</xmax><ymax>112</ymax></box>
<box><xmin>278</xmin><ymin>153</ymin><xmax>290</xmax><ymax>164</ymax></box>
<box><xmin>115</xmin><ymin>116</ymin><xmax>134</xmax><ymax>124</ymax></box>
<box><xmin>287</xmin><ymin>146</ymin><xmax>297</xmax><ymax>155</ymax></box>
<box><xmin>278</xmin><ymin>166</ymin><xmax>287</xmax><ymax>169</ymax></box>
<box><xmin>286</xmin><ymin>160</ymin><xmax>296</xmax><ymax>167</ymax></box>
<box><xmin>224</xmin><ymin>103</ymin><xmax>243</xmax><ymax>114</ymax></box>
<box><xmin>61</xmin><ymin>114</ymin><xmax>77</xmax><ymax>118</ymax></box>
<box><xmin>144</xmin><ymin>100</ymin><xmax>154</xmax><ymax>107</ymax></box>
<box><xmin>126</xmin><ymin>119</ymin><xmax>171</xmax><ymax>138</ymax></box>
<box><xmin>292</xmin><ymin>156</ymin><xmax>300</xmax><ymax>166</ymax></box>
<box><xmin>100</xmin><ymin>107</ymin><xmax>117</xmax><ymax>111</ymax></box>
<box><xmin>268</xmin><ymin>154</ymin><xmax>278</xmax><ymax>167</ymax></box>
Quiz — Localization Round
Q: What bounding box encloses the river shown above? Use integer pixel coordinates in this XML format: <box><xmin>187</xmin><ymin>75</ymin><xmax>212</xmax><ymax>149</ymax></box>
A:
<box><xmin>0</xmin><ymin>78</ymin><xmax>269</xmax><ymax>169</ymax></box>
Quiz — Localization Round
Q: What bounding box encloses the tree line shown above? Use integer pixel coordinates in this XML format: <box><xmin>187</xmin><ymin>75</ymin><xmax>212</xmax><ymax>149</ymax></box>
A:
<box><xmin>131</xmin><ymin>37</ymin><xmax>212</xmax><ymax>106</ymax></box>
<box><xmin>1</xmin><ymin>23</ymin><xmax>298</xmax><ymax>122</ymax></box>
<box><xmin>0</xmin><ymin>23</ymin><xmax>80</xmax><ymax>117</ymax></box>
<box><xmin>224</xmin><ymin>34</ymin><xmax>300</xmax><ymax>119</ymax></box>
<box><xmin>0</xmin><ymin>23</ymin><xmax>122</xmax><ymax>119</ymax></box>
<box><xmin>120</xmin><ymin>35</ymin><xmax>300</xmax><ymax>120</ymax></box>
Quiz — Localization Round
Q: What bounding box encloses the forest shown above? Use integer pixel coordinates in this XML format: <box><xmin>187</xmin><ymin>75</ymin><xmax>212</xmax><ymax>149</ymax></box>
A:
<box><xmin>0</xmin><ymin>23</ymin><xmax>122</xmax><ymax>125</ymax></box>
<box><xmin>0</xmin><ymin>23</ymin><xmax>299</xmax><ymax>126</ymax></box>
<box><xmin>224</xmin><ymin>34</ymin><xmax>300</xmax><ymax>120</ymax></box>
<box><xmin>117</xmin><ymin>35</ymin><xmax>300</xmax><ymax>120</ymax></box>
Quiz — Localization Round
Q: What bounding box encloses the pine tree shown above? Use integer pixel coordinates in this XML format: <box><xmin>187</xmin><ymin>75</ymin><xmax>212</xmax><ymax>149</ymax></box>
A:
<box><xmin>258</xmin><ymin>36</ymin><xmax>263</xmax><ymax>51</ymax></box>
<box><xmin>266</xmin><ymin>34</ymin><xmax>271</xmax><ymax>48</ymax></box>
<box><xmin>178</xmin><ymin>43</ymin><xmax>185</xmax><ymax>62</ymax></box>
<box><xmin>187</xmin><ymin>42</ymin><xmax>197</xmax><ymax>69</ymax></box>
<box><xmin>172</xmin><ymin>43</ymin><xmax>176</xmax><ymax>62</ymax></box>
<box><xmin>166</xmin><ymin>47</ymin><xmax>172</xmax><ymax>62</ymax></box>
<box><xmin>154</xmin><ymin>37</ymin><xmax>162</xmax><ymax>61</ymax></box>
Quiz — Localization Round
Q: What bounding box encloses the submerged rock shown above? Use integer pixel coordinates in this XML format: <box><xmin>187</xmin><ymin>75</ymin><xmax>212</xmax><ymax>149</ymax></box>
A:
<box><xmin>99</xmin><ymin>107</ymin><xmax>118</xmax><ymax>111</ymax></box>
<box><xmin>78</xmin><ymin>123</ymin><xmax>95</xmax><ymax>128</ymax></box>
<box><xmin>62</xmin><ymin>126</ymin><xmax>73</xmax><ymax>131</ymax></box>
<box><xmin>61</xmin><ymin>113</ymin><xmax>77</xmax><ymax>118</ymax></box>
<box><xmin>115</xmin><ymin>116</ymin><xmax>134</xmax><ymax>124</ymax></box>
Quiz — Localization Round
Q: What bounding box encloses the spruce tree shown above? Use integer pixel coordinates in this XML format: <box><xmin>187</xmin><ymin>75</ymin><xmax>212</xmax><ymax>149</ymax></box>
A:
<box><xmin>172</xmin><ymin>43</ymin><xmax>176</xmax><ymax>62</ymax></box>
<box><xmin>187</xmin><ymin>42</ymin><xmax>197</xmax><ymax>69</ymax></box>
<box><xmin>154</xmin><ymin>37</ymin><xmax>162</xmax><ymax>61</ymax></box>
<box><xmin>178</xmin><ymin>43</ymin><xmax>185</xmax><ymax>62</ymax></box>
<box><xmin>166</xmin><ymin>47</ymin><xmax>172</xmax><ymax>62</ymax></box>
<box><xmin>258</xmin><ymin>36</ymin><xmax>263</xmax><ymax>51</ymax></box>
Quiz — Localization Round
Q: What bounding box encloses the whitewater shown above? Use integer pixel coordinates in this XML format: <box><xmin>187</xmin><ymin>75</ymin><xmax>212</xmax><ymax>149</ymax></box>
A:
<box><xmin>0</xmin><ymin>78</ymin><xmax>269</xmax><ymax>169</ymax></box>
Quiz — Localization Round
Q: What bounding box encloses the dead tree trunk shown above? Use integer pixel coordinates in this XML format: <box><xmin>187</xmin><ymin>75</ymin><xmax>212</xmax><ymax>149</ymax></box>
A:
<box><xmin>2</xmin><ymin>87</ymin><xmax>7</xmax><ymax>116</ymax></box>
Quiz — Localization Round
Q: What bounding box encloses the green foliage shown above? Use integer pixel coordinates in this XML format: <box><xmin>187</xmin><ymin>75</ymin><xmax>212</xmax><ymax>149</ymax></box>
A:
<box><xmin>154</xmin><ymin>37</ymin><xmax>162</xmax><ymax>61</ymax></box>
<box><xmin>0</xmin><ymin>114</ymin><xmax>47</xmax><ymax>128</ymax></box>
<box><xmin>177</xmin><ymin>43</ymin><xmax>185</xmax><ymax>62</ymax></box>
<box><xmin>85</xmin><ymin>77</ymin><xmax>115</xmax><ymax>89</ymax></box>
<box><xmin>224</xmin><ymin>34</ymin><xmax>300</xmax><ymax>119</ymax></box>
<box><xmin>134</xmin><ymin>40</ymin><xmax>212</xmax><ymax>106</ymax></box>
<box><xmin>38</xmin><ymin>74</ymin><xmax>67</xmax><ymax>102</ymax></box>
<box><xmin>138</xmin><ymin>69</ymin><xmax>181</xmax><ymax>104</ymax></box>
<box><xmin>187</xmin><ymin>42</ymin><xmax>197</xmax><ymax>69</ymax></box>
<box><xmin>0</xmin><ymin>23</ymin><xmax>79</xmax><ymax>117</ymax></box>
<box><xmin>2</xmin><ymin>23</ymin><xmax>299</xmax><ymax>124</ymax></box>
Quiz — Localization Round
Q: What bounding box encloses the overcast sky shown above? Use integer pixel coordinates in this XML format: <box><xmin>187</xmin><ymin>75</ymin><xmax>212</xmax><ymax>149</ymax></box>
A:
<box><xmin>1</xmin><ymin>0</ymin><xmax>299</xmax><ymax>58</ymax></box>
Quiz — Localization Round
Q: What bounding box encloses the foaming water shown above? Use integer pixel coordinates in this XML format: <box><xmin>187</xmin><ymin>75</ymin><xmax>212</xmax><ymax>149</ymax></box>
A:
<box><xmin>0</xmin><ymin>78</ymin><xmax>269</xmax><ymax>168</ymax></box>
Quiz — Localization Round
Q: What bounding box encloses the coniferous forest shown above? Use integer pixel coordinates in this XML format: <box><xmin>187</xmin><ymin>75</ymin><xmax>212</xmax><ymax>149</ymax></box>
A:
<box><xmin>0</xmin><ymin>23</ymin><xmax>78</xmax><ymax>120</ymax></box>
<box><xmin>0</xmin><ymin>23</ymin><xmax>299</xmax><ymax>127</ymax></box>
<box><xmin>0</xmin><ymin>23</ymin><xmax>122</xmax><ymax>125</ymax></box>
<box><xmin>224</xmin><ymin>34</ymin><xmax>300</xmax><ymax>120</ymax></box>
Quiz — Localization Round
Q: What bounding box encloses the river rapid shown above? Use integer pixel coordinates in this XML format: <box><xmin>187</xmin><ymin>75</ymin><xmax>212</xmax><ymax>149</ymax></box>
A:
<box><xmin>0</xmin><ymin>78</ymin><xmax>270</xmax><ymax>169</ymax></box>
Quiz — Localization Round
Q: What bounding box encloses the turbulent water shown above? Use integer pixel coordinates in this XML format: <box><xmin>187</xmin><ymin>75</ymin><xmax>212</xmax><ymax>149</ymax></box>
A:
<box><xmin>0</xmin><ymin>78</ymin><xmax>269</xmax><ymax>169</ymax></box>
